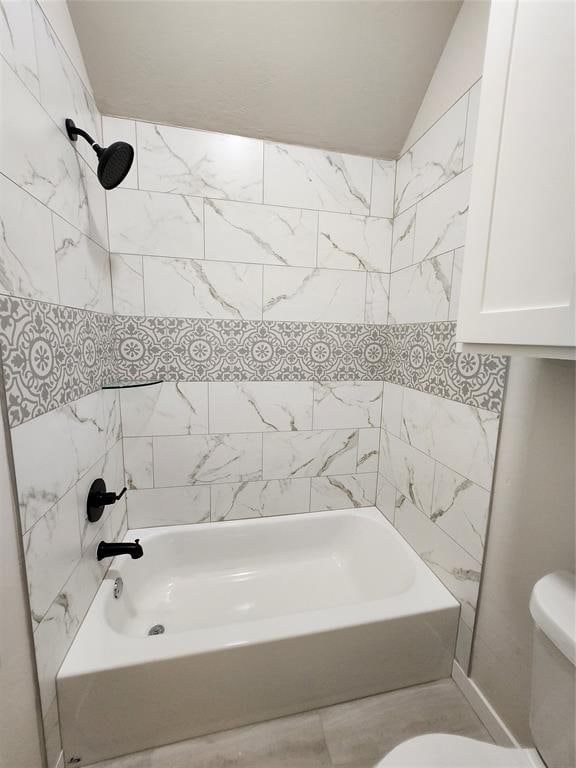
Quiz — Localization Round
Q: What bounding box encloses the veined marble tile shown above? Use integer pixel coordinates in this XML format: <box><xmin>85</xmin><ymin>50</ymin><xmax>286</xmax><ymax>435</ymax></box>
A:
<box><xmin>53</xmin><ymin>215</ymin><xmax>112</xmax><ymax>313</ymax></box>
<box><xmin>388</xmin><ymin>251</ymin><xmax>453</xmax><ymax>325</ymax></box>
<box><xmin>413</xmin><ymin>169</ymin><xmax>471</xmax><ymax>262</ymax></box>
<box><xmin>209</xmin><ymin>382</ymin><xmax>313</xmax><ymax>434</ymax></box>
<box><xmin>310</xmin><ymin>473</ymin><xmax>376</xmax><ymax>512</ymax></box>
<box><xmin>449</xmin><ymin>246</ymin><xmax>464</xmax><ymax>321</ymax></box>
<box><xmin>204</xmin><ymin>198</ymin><xmax>317</xmax><ymax>267</ymax></box>
<box><xmin>391</xmin><ymin>207</ymin><xmax>416</xmax><ymax>271</ymax></box>
<box><xmin>464</xmin><ymin>80</ymin><xmax>482</xmax><ymax>170</ymax></box>
<box><xmin>378</xmin><ymin>431</ymin><xmax>435</xmax><ymax>515</ymax></box>
<box><xmin>400</xmin><ymin>388</ymin><xmax>500</xmax><ymax>489</ymax></box>
<box><xmin>137</xmin><ymin>121</ymin><xmax>263</xmax><ymax>202</ymax></box>
<box><xmin>317</xmin><ymin>212</ymin><xmax>392</xmax><ymax>272</ymax></box>
<box><xmin>431</xmin><ymin>463</ymin><xmax>490</xmax><ymax>561</ymax></box>
<box><xmin>110</xmin><ymin>253</ymin><xmax>144</xmax><ymax>315</ymax></box>
<box><xmin>0</xmin><ymin>173</ymin><xmax>59</xmax><ymax>302</ymax></box>
<box><xmin>0</xmin><ymin>58</ymin><xmax>107</xmax><ymax>246</ymax></box>
<box><xmin>154</xmin><ymin>433</ymin><xmax>262</xmax><ymax>486</ymax></box>
<box><xmin>32</xmin><ymin>2</ymin><xmax>101</xmax><ymax>174</ymax></box>
<box><xmin>262</xmin><ymin>429</ymin><xmax>358</xmax><ymax>480</ymax></box>
<box><xmin>365</xmin><ymin>272</ymin><xmax>389</xmax><ymax>325</ymax></box>
<box><xmin>376</xmin><ymin>476</ymin><xmax>396</xmax><ymax>523</ymax></box>
<box><xmin>381</xmin><ymin>381</ymin><xmax>403</xmax><ymax>436</ymax></box>
<box><xmin>264</xmin><ymin>142</ymin><xmax>372</xmax><ymax>214</ymax></box>
<box><xmin>144</xmin><ymin>256</ymin><xmax>262</xmax><ymax>319</ymax></box>
<box><xmin>102</xmin><ymin>116</ymin><xmax>138</xmax><ymax>188</ymax></box>
<box><xmin>357</xmin><ymin>428</ymin><xmax>380</xmax><ymax>473</ymax></box>
<box><xmin>395</xmin><ymin>496</ymin><xmax>481</xmax><ymax>627</ymax></box>
<box><xmin>23</xmin><ymin>486</ymin><xmax>81</xmax><ymax>626</ymax></box>
<box><xmin>0</xmin><ymin>0</ymin><xmax>39</xmax><ymax>96</ymax></box>
<box><xmin>370</xmin><ymin>159</ymin><xmax>396</xmax><ymax>218</ymax></box>
<box><xmin>263</xmin><ymin>265</ymin><xmax>365</xmax><ymax>323</ymax></box>
<box><xmin>395</xmin><ymin>95</ymin><xmax>467</xmax><ymax>214</ymax></box>
<box><xmin>313</xmin><ymin>381</ymin><xmax>382</xmax><ymax>429</ymax></box>
<box><xmin>108</xmin><ymin>188</ymin><xmax>204</xmax><ymax>259</ymax></box>
<box><xmin>211</xmin><ymin>478</ymin><xmax>311</xmax><ymax>521</ymax></box>
<box><xmin>127</xmin><ymin>486</ymin><xmax>211</xmax><ymax>528</ymax></box>
<box><xmin>43</xmin><ymin>695</ymin><xmax>62</xmax><ymax>768</ymax></box>
<box><xmin>123</xmin><ymin>436</ymin><xmax>153</xmax><ymax>489</ymax></box>
<box><xmin>121</xmin><ymin>382</ymin><xmax>208</xmax><ymax>436</ymax></box>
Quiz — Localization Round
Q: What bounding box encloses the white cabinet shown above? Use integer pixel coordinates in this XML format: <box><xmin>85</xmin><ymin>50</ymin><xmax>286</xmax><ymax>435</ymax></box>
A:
<box><xmin>457</xmin><ymin>0</ymin><xmax>575</xmax><ymax>359</ymax></box>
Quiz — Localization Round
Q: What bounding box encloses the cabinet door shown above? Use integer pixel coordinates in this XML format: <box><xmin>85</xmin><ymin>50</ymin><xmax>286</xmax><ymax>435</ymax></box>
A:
<box><xmin>457</xmin><ymin>0</ymin><xmax>575</xmax><ymax>355</ymax></box>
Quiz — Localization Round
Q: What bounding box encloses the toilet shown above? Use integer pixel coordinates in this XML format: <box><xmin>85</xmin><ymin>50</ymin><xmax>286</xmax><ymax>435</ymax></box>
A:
<box><xmin>379</xmin><ymin>571</ymin><xmax>576</xmax><ymax>768</ymax></box>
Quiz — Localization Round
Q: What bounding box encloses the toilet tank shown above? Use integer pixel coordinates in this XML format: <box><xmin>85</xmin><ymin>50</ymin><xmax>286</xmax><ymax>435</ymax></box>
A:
<box><xmin>529</xmin><ymin>572</ymin><xmax>575</xmax><ymax>768</ymax></box>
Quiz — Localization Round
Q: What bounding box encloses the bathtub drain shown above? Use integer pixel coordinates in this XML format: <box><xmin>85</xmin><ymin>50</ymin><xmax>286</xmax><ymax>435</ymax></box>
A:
<box><xmin>148</xmin><ymin>624</ymin><xmax>165</xmax><ymax>636</ymax></box>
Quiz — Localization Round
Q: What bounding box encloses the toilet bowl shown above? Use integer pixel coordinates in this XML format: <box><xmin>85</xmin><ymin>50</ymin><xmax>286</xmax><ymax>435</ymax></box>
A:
<box><xmin>379</xmin><ymin>572</ymin><xmax>575</xmax><ymax>768</ymax></box>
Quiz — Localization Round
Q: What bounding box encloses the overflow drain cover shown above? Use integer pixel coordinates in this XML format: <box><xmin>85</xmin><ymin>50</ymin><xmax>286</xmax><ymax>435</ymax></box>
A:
<box><xmin>148</xmin><ymin>624</ymin><xmax>165</xmax><ymax>636</ymax></box>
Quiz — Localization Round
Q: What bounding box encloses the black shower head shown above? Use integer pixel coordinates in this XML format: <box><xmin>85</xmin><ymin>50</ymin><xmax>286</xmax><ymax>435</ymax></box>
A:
<box><xmin>65</xmin><ymin>118</ymin><xmax>134</xmax><ymax>190</ymax></box>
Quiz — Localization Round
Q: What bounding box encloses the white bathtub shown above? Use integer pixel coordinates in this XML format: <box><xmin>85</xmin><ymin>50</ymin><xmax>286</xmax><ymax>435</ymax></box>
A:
<box><xmin>57</xmin><ymin>507</ymin><xmax>459</xmax><ymax>765</ymax></box>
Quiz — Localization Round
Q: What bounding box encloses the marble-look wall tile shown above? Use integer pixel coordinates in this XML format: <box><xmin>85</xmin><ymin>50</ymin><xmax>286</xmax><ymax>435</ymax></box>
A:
<box><xmin>211</xmin><ymin>478</ymin><xmax>311</xmax><ymax>521</ymax></box>
<box><xmin>144</xmin><ymin>256</ymin><xmax>262</xmax><ymax>320</ymax></box>
<box><xmin>394</xmin><ymin>94</ymin><xmax>467</xmax><ymax>214</ymax></box>
<box><xmin>370</xmin><ymin>160</ymin><xmax>395</xmax><ymax>218</ymax></box>
<box><xmin>381</xmin><ymin>382</ymin><xmax>403</xmax><ymax>436</ymax></box>
<box><xmin>449</xmin><ymin>247</ymin><xmax>464</xmax><ymax>321</ymax></box>
<box><xmin>108</xmin><ymin>188</ymin><xmax>204</xmax><ymax>259</ymax></box>
<box><xmin>378</xmin><ymin>431</ymin><xmax>435</xmax><ymax>515</ymax></box>
<box><xmin>376</xmin><ymin>476</ymin><xmax>396</xmax><ymax>523</ymax></box>
<box><xmin>263</xmin><ymin>266</ymin><xmax>365</xmax><ymax>323</ymax></box>
<box><xmin>357</xmin><ymin>428</ymin><xmax>380</xmax><ymax>473</ymax></box>
<box><xmin>412</xmin><ymin>169</ymin><xmax>471</xmax><ymax>263</ymax></box>
<box><xmin>209</xmin><ymin>382</ymin><xmax>313</xmax><ymax>433</ymax></box>
<box><xmin>154</xmin><ymin>433</ymin><xmax>262</xmax><ymax>486</ymax></box>
<box><xmin>0</xmin><ymin>173</ymin><xmax>59</xmax><ymax>302</ymax></box>
<box><xmin>110</xmin><ymin>253</ymin><xmax>144</xmax><ymax>315</ymax></box>
<box><xmin>0</xmin><ymin>0</ymin><xmax>39</xmax><ymax>96</ymax></box>
<box><xmin>455</xmin><ymin>617</ymin><xmax>474</xmax><ymax>669</ymax></box>
<box><xmin>400</xmin><ymin>388</ymin><xmax>499</xmax><ymax>489</ymax></box>
<box><xmin>262</xmin><ymin>428</ymin><xmax>358</xmax><ymax>480</ymax></box>
<box><xmin>204</xmin><ymin>199</ymin><xmax>317</xmax><ymax>267</ymax></box>
<box><xmin>53</xmin><ymin>216</ymin><xmax>112</xmax><ymax>313</ymax></box>
<box><xmin>317</xmin><ymin>213</ymin><xmax>392</xmax><ymax>272</ymax></box>
<box><xmin>102</xmin><ymin>116</ymin><xmax>138</xmax><ymax>188</ymax></box>
<box><xmin>365</xmin><ymin>272</ymin><xmax>389</xmax><ymax>325</ymax></box>
<box><xmin>264</xmin><ymin>143</ymin><xmax>372</xmax><ymax>214</ymax></box>
<box><xmin>391</xmin><ymin>207</ymin><xmax>416</xmax><ymax>272</ymax></box>
<box><xmin>124</xmin><ymin>436</ymin><xmax>154</xmax><ymax>489</ymax></box>
<box><xmin>121</xmin><ymin>382</ymin><xmax>208</xmax><ymax>436</ymax></box>
<box><xmin>137</xmin><ymin>121</ymin><xmax>263</xmax><ymax>202</ymax></box>
<box><xmin>395</xmin><ymin>496</ymin><xmax>481</xmax><ymax>628</ymax></box>
<box><xmin>463</xmin><ymin>80</ymin><xmax>482</xmax><ymax>170</ymax></box>
<box><xmin>43</xmin><ymin>695</ymin><xmax>62</xmax><ymax>768</ymax></box>
<box><xmin>310</xmin><ymin>473</ymin><xmax>376</xmax><ymax>512</ymax></box>
<box><xmin>388</xmin><ymin>252</ymin><xmax>453</xmax><ymax>325</ymax></box>
<box><xmin>127</xmin><ymin>486</ymin><xmax>210</xmax><ymax>528</ymax></box>
<box><xmin>431</xmin><ymin>463</ymin><xmax>490</xmax><ymax>562</ymax></box>
<box><xmin>313</xmin><ymin>381</ymin><xmax>383</xmax><ymax>429</ymax></box>
<box><xmin>23</xmin><ymin>485</ymin><xmax>81</xmax><ymax>625</ymax></box>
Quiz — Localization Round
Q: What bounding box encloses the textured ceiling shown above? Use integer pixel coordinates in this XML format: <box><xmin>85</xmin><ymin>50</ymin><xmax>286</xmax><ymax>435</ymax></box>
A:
<box><xmin>69</xmin><ymin>0</ymin><xmax>461</xmax><ymax>158</ymax></box>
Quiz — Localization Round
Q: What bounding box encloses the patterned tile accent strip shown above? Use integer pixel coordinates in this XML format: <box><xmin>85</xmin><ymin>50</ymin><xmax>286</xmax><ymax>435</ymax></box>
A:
<box><xmin>0</xmin><ymin>297</ymin><xmax>508</xmax><ymax>427</ymax></box>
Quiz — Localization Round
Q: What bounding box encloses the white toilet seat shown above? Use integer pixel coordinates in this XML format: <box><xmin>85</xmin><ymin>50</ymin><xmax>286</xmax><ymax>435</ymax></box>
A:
<box><xmin>377</xmin><ymin>734</ymin><xmax>545</xmax><ymax>768</ymax></box>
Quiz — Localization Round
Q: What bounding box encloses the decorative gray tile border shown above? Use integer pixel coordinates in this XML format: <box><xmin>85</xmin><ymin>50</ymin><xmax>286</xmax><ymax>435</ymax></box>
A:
<box><xmin>0</xmin><ymin>297</ymin><xmax>508</xmax><ymax>427</ymax></box>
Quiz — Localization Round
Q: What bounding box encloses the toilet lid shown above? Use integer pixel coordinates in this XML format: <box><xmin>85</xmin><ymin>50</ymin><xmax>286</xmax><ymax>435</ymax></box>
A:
<box><xmin>377</xmin><ymin>734</ymin><xmax>543</xmax><ymax>768</ymax></box>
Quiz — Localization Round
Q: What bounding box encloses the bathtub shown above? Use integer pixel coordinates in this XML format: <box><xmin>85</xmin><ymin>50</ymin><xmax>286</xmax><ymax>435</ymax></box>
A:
<box><xmin>57</xmin><ymin>507</ymin><xmax>459</xmax><ymax>765</ymax></box>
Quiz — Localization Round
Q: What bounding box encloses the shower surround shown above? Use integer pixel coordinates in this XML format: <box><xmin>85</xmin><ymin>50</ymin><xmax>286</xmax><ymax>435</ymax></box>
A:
<box><xmin>0</xmin><ymin>2</ymin><xmax>505</xmax><ymax>766</ymax></box>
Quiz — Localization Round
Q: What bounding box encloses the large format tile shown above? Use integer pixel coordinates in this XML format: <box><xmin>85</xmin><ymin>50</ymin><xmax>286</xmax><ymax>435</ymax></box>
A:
<box><xmin>365</xmin><ymin>272</ymin><xmax>389</xmax><ymax>325</ymax></box>
<box><xmin>108</xmin><ymin>188</ymin><xmax>204</xmax><ymax>259</ymax></box>
<box><xmin>0</xmin><ymin>0</ymin><xmax>39</xmax><ymax>96</ymax></box>
<box><xmin>209</xmin><ymin>382</ymin><xmax>313</xmax><ymax>433</ymax></box>
<box><xmin>211</xmin><ymin>478</ymin><xmax>311</xmax><ymax>521</ymax></box>
<box><xmin>137</xmin><ymin>121</ymin><xmax>263</xmax><ymax>202</ymax></box>
<box><xmin>391</xmin><ymin>207</ymin><xmax>416</xmax><ymax>271</ymax></box>
<box><xmin>123</xmin><ymin>437</ymin><xmax>154</xmax><ymax>490</ymax></box>
<box><xmin>378</xmin><ymin>431</ymin><xmax>435</xmax><ymax>515</ymax></box>
<box><xmin>110</xmin><ymin>253</ymin><xmax>145</xmax><ymax>315</ymax></box>
<box><xmin>121</xmin><ymin>382</ymin><xmax>208</xmax><ymax>436</ymax></box>
<box><xmin>313</xmin><ymin>381</ymin><xmax>383</xmax><ymax>429</ymax></box>
<box><xmin>381</xmin><ymin>382</ymin><xmax>403</xmax><ymax>436</ymax></box>
<box><xmin>264</xmin><ymin>142</ymin><xmax>372</xmax><ymax>214</ymax></box>
<box><xmin>310</xmin><ymin>473</ymin><xmax>377</xmax><ymax>511</ymax></box>
<box><xmin>400</xmin><ymin>388</ymin><xmax>499</xmax><ymax>489</ymax></box>
<box><xmin>262</xmin><ymin>429</ymin><xmax>358</xmax><ymax>480</ymax></box>
<box><xmin>127</xmin><ymin>486</ymin><xmax>211</xmax><ymax>528</ymax></box>
<box><xmin>370</xmin><ymin>159</ymin><xmax>396</xmax><ymax>218</ymax></box>
<box><xmin>263</xmin><ymin>266</ymin><xmax>365</xmax><ymax>323</ymax></box>
<box><xmin>357</xmin><ymin>428</ymin><xmax>380</xmax><ymax>473</ymax></box>
<box><xmin>388</xmin><ymin>251</ymin><xmax>453</xmax><ymax>325</ymax></box>
<box><xmin>463</xmin><ymin>80</ymin><xmax>482</xmax><ymax>170</ymax></box>
<box><xmin>144</xmin><ymin>256</ymin><xmax>262</xmax><ymax>319</ymax></box>
<box><xmin>0</xmin><ymin>173</ymin><xmax>59</xmax><ymax>302</ymax></box>
<box><xmin>317</xmin><ymin>212</ymin><xmax>391</xmax><ymax>272</ymax></box>
<box><xmin>449</xmin><ymin>246</ymin><xmax>464</xmax><ymax>321</ymax></box>
<box><xmin>102</xmin><ymin>116</ymin><xmax>138</xmax><ymax>188</ymax></box>
<box><xmin>204</xmin><ymin>199</ymin><xmax>317</xmax><ymax>267</ymax></box>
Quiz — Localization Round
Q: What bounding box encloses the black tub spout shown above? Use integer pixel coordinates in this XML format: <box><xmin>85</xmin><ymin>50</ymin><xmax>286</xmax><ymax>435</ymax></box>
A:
<box><xmin>97</xmin><ymin>539</ymin><xmax>143</xmax><ymax>561</ymax></box>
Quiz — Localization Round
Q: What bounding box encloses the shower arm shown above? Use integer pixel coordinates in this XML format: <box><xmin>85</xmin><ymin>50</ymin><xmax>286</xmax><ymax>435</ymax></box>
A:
<box><xmin>65</xmin><ymin>119</ymin><xmax>103</xmax><ymax>155</ymax></box>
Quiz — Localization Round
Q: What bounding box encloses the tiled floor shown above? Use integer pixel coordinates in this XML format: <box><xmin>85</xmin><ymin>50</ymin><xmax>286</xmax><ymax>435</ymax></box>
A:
<box><xmin>86</xmin><ymin>679</ymin><xmax>491</xmax><ymax>768</ymax></box>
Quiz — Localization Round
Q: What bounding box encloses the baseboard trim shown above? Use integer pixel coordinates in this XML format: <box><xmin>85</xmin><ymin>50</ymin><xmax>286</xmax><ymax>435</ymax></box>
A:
<box><xmin>451</xmin><ymin>661</ymin><xmax>519</xmax><ymax>747</ymax></box>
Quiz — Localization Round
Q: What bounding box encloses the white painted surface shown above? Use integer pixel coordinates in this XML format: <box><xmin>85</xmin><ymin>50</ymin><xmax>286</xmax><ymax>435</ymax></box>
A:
<box><xmin>529</xmin><ymin>572</ymin><xmax>576</xmax><ymax>666</ymax></box>
<box><xmin>57</xmin><ymin>508</ymin><xmax>458</xmax><ymax>765</ymax></box>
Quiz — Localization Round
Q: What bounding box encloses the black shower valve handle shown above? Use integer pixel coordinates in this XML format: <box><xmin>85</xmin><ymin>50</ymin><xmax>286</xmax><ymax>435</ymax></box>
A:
<box><xmin>98</xmin><ymin>486</ymin><xmax>127</xmax><ymax>505</ymax></box>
